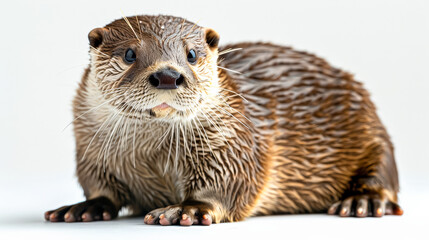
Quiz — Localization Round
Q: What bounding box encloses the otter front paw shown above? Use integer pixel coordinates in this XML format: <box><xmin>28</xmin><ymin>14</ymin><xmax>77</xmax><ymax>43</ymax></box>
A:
<box><xmin>45</xmin><ymin>196</ymin><xmax>118</xmax><ymax>222</ymax></box>
<box><xmin>144</xmin><ymin>203</ymin><xmax>214</xmax><ymax>226</ymax></box>
<box><xmin>328</xmin><ymin>194</ymin><xmax>403</xmax><ymax>217</ymax></box>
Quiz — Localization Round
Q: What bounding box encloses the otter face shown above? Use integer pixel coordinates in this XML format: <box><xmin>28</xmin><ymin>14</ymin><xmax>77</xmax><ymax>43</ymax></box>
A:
<box><xmin>88</xmin><ymin>15</ymin><xmax>220</xmax><ymax>122</ymax></box>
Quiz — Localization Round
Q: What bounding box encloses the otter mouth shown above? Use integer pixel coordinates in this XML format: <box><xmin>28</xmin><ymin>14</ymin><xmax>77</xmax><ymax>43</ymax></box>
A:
<box><xmin>120</xmin><ymin>100</ymin><xmax>195</xmax><ymax>120</ymax></box>
<box><xmin>149</xmin><ymin>102</ymin><xmax>177</xmax><ymax>118</ymax></box>
<box><xmin>153</xmin><ymin>102</ymin><xmax>171</xmax><ymax>110</ymax></box>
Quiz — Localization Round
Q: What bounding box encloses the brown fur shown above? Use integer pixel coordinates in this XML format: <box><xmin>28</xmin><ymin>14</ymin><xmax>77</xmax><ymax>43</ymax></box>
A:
<box><xmin>46</xmin><ymin>15</ymin><xmax>402</xmax><ymax>225</ymax></box>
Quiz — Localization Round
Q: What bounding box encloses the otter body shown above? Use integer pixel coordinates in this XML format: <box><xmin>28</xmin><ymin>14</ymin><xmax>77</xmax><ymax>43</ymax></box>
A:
<box><xmin>45</xmin><ymin>15</ymin><xmax>402</xmax><ymax>225</ymax></box>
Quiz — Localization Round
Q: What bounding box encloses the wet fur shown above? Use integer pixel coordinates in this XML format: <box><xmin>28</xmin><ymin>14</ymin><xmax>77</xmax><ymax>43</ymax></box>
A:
<box><xmin>61</xmin><ymin>15</ymin><xmax>400</xmax><ymax>223</ymax></box>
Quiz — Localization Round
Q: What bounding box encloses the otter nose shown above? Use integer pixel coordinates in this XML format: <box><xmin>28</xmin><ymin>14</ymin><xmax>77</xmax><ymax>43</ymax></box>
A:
<box><xmin>149</xmin><ymin>68</ymin><xmax>184</xmax><ymax>89</ymax></box>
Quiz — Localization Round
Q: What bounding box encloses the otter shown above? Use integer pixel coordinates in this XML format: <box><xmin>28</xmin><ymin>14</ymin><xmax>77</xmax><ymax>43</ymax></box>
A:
<box><xmin>45</xmin><ymin>15</ymin><xmax>403</xmax><ymax>226</ymax></box>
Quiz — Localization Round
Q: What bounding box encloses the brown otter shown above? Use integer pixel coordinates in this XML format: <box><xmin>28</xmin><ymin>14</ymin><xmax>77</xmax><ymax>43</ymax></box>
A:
<box><xmin>45</xmin><ymin>14</ymin><xmax>403</xmax><ymax>225</ymax></box>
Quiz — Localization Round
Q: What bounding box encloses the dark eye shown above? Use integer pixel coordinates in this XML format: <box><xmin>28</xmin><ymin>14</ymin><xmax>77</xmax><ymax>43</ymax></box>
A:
<box><xmin>187</xmin><ymin>49</ymin><xmax>197</xmax><ymax>64</ymax></box>
<box><xmin>124</xmin><ymin>48</ymin><xmax>136</xmax><ymax>63</ymax></box>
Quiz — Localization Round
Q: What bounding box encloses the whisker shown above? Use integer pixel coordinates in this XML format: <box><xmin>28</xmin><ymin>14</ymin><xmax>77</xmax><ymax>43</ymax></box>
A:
<box><xmin>157</xmin><ymin>124</ymin><xmax>171</xmax><ymax>150</ymax></box>
<box><xmin>218</xmin><ymin>48</ymin><xmax>242</xmax><ymax>56</ymax></box>
<box><xmin>193</xmin><ymin>112</ymin><xmax>218</xmax><ymax>162</ymax></box>
<box><xmin>95</xmin><ymin>90</ymin><xmax>131</xmax><ymax>170</ymax></box>
<box><xmin>179</xmin><ymin>18</ymin><xmax>186</xmax><ymax>36</ymax></box>
<box><xmin>135</xmin><ymin>16</ymin><xmax>143</xmax><ymax>41</ymax></box>
<box><xmin>180</xmin><ymin>122</ymin><xmax>195</xmax><ymax>169</ymax></box>
<box><xmin>164</xmin><ymin>123</ymin><xmax>175</xmax><ymax>175</ymax></box>
<box><xmin>184</xmin><ymin>20</ymin><xmax>200</xmax><ymax>40</ymax></box>
<box><xmin>174</xmin><ymin>123</ymin><xmax>180</xmax><ymax>172</ymax></box>
<box><xmin>131</xmin><ymin>100</ymin><xmax>140</xmax><ymax>168</ymax></box>
<box><xmin>90</xmin><ymin>46</ymin><xmax>109</xmax><ymax>57</ymax></box>
<box><xmin>63</xmin><ymin>94</ymin><xmax>123</xmax><ymax>131</ymax></box>
<box><xmin>121</xmin><ymin>12</ymin><xmax>141</xmax><ymax>43</ymax></box>
<box><xmin>99</xmin><ymin>107</ymin><xmax>124</xmax><ymax>171</ymax></box>
<box><xmin>218</xmin><ymin>66</ymin><xmax>242</xmax><ymax>75</ymax></box>
<box><xmin>80</xmin><ymin>91</ymin><xmax>129</xmax><ymax>163</ymax></box>
<box><xmin>81</xmin><ymin>108</ymin><xmax>117</xmax><ymax>165</ymax></box>
<box><xmin>112</xmin><ymin>114</ymin><xmax>126</xmax><ymax>171</ymax></box>
<box><xmin>217</xmin><ymin>87</ymin><xmax>249</xmax><ymax>103</ymax></box>
<box><xmin>210</xmin><ymin>101</ymin><xmax>251</xmax><ymax>130</ymax></box>
<box><xmin>188</xmin><ymin>118</ymin><xmax>200</xmax><ymax>164</ymax></box>
<box><xmin>190</xmin><ymin>112</ymin><xmax>206</xmax><ymax>157</ymax></box>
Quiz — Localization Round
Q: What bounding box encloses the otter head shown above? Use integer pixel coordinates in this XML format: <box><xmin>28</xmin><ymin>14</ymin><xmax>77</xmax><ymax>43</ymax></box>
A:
<box><xmin>88</xmin><ymin>15</ymin><xmax>220</xmax><ymax>122</ymax></box>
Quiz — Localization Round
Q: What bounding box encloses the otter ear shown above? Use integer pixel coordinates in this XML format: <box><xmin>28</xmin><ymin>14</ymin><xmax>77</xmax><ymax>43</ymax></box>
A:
<box><xmin>205</xmin><ymin>28</ymin><xmax>220</xmax><ymax>50</ymax></box>
<box><xmin>88</xmin><ymin>28</ymin><xmax>108</xmax><ymax>48</ymax></box>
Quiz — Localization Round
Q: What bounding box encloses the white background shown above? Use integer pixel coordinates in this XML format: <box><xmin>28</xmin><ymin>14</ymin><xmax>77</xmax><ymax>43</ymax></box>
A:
<box><xmin>0</xmin><ymin>0</ymin><xmax>428</xmax><ymax>239</ymax></box>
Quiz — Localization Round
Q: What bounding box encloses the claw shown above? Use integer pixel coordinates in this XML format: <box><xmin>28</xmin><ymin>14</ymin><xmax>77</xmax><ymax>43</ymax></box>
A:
<box><xmin>340</xmin><ymin>208</ymin><xmax>348</xmax><ymax>216</ymax></box>
<box><xmin>145</xmin><ymin>204</ymin><xmax>214</xmax><ymax>226</ymax></box>
<box><xmin>103</xmin><ymin>211</ymin><xmax>111</xmax><ymax>221</ymax></box>
<box><xmin>394</xmin><ymin>207</ymin><xmax>404</xmax><ymax>216</ymax></box>
<box><xmin>64</xmin><ymin>212</ymin><xmax>75</xmax><ymax>222</ymax></box>
<box><xmin>328</xmin><ymin>194</ymin><xmax>402</xmax><ymax>218</ymax></box>
<box><xmin>376</xmin><ymin>208</ymin><xmax>383</xmax><ymax>217</ymax></box>
<box><xmin>45</xmin><ymin>197</ymin><xmax>117</xmax><ymax>223</ymax></box>
<box><xmin>357</xmin><ymin>208</ymin><xmax>363</xmax><ymax>215</ymax></box>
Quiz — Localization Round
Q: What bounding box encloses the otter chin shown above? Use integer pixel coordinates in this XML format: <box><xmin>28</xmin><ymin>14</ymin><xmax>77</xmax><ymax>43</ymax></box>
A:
<box><xmin>151</xmin><ymin>103</ymin><xmax>175</xmax><ymax>118</ymax></box>
<box><xmin>45</xmin><ymin>14</ymin><xmax>402</xmax><ymax>226</ymax></box>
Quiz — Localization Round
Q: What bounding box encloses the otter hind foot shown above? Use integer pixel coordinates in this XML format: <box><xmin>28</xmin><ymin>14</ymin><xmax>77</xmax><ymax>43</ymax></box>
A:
<box><xmin>328</xmin><ymin>194</ymin><xmax>403</xmax><ymax>217</ymax></box>
<box><xmin>45</xmin><ymin>196</ymin><xmax>118</xmax><ymax>222</ymax></box>
<box><xmin>144</xmin><ymin>203</ymin><xmax>213</xmax><ymax>226</ymax></box>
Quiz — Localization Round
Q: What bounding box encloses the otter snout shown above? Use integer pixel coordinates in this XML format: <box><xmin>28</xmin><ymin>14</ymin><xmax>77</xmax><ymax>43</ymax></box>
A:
<box><xmin>149</xmin><ymin>68</ymin><xmax>185</xmax><ymax>89</ymax></box>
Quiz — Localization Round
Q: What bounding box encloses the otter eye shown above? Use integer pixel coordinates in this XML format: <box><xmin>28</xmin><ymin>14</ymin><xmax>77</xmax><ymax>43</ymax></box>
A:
<box><xmin>124</xmin><ymin>48</ymin><xmax>136</xmax><ymax>63</ymax></box>
<box><xmin>187</xmin><ymin>49</ymin><xmax>197</xmax><ymax>64</ymax></box>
